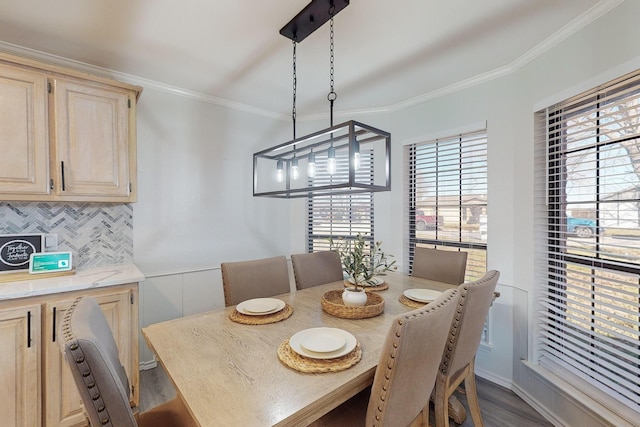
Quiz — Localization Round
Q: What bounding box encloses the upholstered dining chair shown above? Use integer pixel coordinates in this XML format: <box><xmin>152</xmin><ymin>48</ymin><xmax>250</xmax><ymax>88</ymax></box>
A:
<box><xmin>310</xmin><ymin>288</ymin><xmax>460</xmax><ymax>427</ymax></box>
<box><xmin>291</xmin><ymin>250</ymin><xmax>344</xmax><ymax>290</ymax></box>
<box><xmin>59</xmin><ymin>296</ymin><xmax>197</xmax><ymax>427</ymax></box>
<box><xmin>412</xmin><ymin>246</ymin><xmax>468</xmax><ymax>285</ymax></box>
<box><xmin>433</xmin><ymin>270</ymin><xmax>500</xmax><ymax>427</ymax></box>
<box><xmin>221</xmin><ymin>255</ymin><xmax>290</xmax><ymax>306</ymax></box>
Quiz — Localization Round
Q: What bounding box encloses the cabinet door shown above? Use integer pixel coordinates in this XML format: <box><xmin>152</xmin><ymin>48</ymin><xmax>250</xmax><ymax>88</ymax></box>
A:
<box><xmin>51</xmin><ymin>78</ymin><xmax>132</xmax><ymax>199</ymax></box>
<box><xmin>43</xmin><ymin>290</ymin><xmax>134</xmax><ymax>427</ymax></box>
<box><xmin>0</xmin><ymin>64</ymin><xmax>49</xmax><ymax>195</ymax></box>
<box><xmin>0</xmin><ymin>304</ymin><xmax>41</xmax><ymax>427</ymax></box>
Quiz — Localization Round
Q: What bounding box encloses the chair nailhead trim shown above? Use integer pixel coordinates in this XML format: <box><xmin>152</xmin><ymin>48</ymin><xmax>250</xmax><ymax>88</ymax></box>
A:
<box><xmin>62</xmin><ymin>297</ymin><xmax>114</xmax><ymax>427</ymax></box>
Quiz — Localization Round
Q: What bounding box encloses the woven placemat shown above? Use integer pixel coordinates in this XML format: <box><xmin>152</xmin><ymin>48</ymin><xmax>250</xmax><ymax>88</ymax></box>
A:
<box><xmin>343</xmin><ymin>280</ymin><xmax>388</xmax><ymax>292</ymax></box>
<box><xmin>229</xmin><ymin>304</ymin><xmax>293</xmax><ymax>325</ymax></box>
<box><xmin>398</xmin><ymin>294</ymin><xmax>427</xmax><ymax>309</ymax></box>
<box><xmin>277</xmin><ymin>339</ymin><xmax>362</xmax><ymax>373</ymax></box>
<box><xmin>322</xmin><ymin>290</ymin><xmax>384</xmax><ymax>319</ymax></box>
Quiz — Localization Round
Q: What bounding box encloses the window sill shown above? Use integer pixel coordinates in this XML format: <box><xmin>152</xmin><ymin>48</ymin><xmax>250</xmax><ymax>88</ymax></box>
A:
<box><xmin>522</xmin><ymin>360</ymin><xmax>639</xmax><ymax>427</ymax></box>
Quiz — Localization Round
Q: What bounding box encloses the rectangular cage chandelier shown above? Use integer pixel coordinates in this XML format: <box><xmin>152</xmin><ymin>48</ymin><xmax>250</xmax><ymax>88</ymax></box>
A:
<box><xmin>253</xmin><ymin>0</ymin><xmax>391</xmax><ymax>198</ymax></box>
<box><xmin>253</xmin><ymin>120</ymin><xmax>391</xmax><ymax>198</ymax></box>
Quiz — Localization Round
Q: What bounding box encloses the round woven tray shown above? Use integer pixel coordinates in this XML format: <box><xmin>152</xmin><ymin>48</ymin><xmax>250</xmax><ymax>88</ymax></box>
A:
<box><xmin>321</xmin><ymin>290</ymin><xmax>384</xmax><ymax>319</ymax></box>
<box><xmin>277</xmin><ymin>339</ymin><xmax>362</xmax><ymax>373</ymax></box>
<box><xmin>398</xmin><ymin>294</ymin><xmax>427</xmax><ymax>309</ymax></box>
<box><xmin>229</xmin><ymin>304</ymin><xmax>294</xmax><ymax>325</ymax></box>
<box><xmin>343</xmin><ymin>280</ymin><xmax>388</xmax><ymax>292</ymax></box>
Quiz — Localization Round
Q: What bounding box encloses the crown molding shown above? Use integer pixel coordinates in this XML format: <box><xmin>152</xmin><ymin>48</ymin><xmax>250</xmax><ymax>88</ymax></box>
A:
<box><xmin>509</xmin><ymin>0</ymin><xmax>624</xmax><ymax>72</ymax></box>
<box><xmin>389</xmin><ymin>0</ymin><xmax>624</xmax><ymax>112</ymax></box>
<box><xmin>0</xmin><ymin>40</ymin><xmax>288</xmax><ymax>121</ymax></box>
<box><xmin>0</xmin><ymin>0</ymin><xmax>622</xmax><ymax>120</ymax></box>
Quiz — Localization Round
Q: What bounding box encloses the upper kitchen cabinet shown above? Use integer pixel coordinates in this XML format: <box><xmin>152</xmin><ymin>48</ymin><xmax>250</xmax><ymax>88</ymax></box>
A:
<box><xmin>50</xmin><ymin>78</ymin><xmax>134</xmax><ymax>200</ymax></box>
<box><xmin>0</xmin><ymin>52</ymin><xmax>142</xmax><ymax>202</ymax></box>
<box><xmin>0</xmin><ymin>63</ymin><xmax>49</xmax><ymax>195</ymax></box>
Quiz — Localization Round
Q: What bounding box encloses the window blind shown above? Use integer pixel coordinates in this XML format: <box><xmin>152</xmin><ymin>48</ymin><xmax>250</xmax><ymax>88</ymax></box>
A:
<box><xmin>535</xmin><ymin>69</ymin><xmax>640</xmax><ymax>413</ymax></box>
<box><xmin>406</xmin><ymin>130</ymin><xmax>487</xmax><ymax>280</ymax></box>
<box><xmin>308</xmin><ymin>151</ymin><xmax>374</xmax><ymax>251</ymax></box>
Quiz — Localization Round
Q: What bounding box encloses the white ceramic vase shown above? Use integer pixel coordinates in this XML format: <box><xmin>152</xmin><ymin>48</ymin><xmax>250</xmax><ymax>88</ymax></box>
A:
<box><xmin>342</xmin><ymin>287</ymin><xmax>367</xmax><ymax>307</ymax></box>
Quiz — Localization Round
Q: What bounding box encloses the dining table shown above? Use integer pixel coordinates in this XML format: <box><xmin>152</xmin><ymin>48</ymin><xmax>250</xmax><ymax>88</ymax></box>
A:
<box><xmin>142</xmin><ymin>271</ymin><xmax>457</xmax><ymax>426</ymax></box>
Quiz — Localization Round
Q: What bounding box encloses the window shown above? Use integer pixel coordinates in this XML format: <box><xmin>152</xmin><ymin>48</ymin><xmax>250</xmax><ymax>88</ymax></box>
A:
<box><xmin>406</xmin><ymin>130</ymin><xmax>488</xmax><ymax>280</ymax></box>
<box><xmin>308</xmin><ymin>151</ymin><xmax>374</xmax><ymax>251</ymax></box>
<box><xmin>535</xmin><ymin>69</ymin><xmax>640</xmax><ymax>413</ymax></box>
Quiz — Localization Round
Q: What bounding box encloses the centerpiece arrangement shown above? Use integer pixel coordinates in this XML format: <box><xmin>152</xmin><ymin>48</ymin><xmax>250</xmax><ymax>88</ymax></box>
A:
<box><xmin>330</xmin><ymin>234</ymin><xmax>396</xmax><ymax>307</ymax></box>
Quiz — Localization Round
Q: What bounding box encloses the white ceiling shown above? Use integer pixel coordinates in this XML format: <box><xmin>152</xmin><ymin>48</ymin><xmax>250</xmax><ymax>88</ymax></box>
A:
<box><xmin>0</xmin><ymin>0</ymin><xmax>618</xmax><ymax>118</ymax></box>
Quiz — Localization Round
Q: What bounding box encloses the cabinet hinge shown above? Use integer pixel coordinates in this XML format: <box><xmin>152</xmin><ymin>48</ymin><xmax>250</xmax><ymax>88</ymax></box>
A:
<box><xmin>47</xmin><ymin>82</ymin><xmax>52</xmax><ymax>93</ymax></box>
<box><xmin>128</xmin><ymin>98</ymin><xmax>131</xmax><ymax>108</ymax></box>
<box><xmin>130</xmin><ymin>293</ymin><xmax>134</xmax><ymax>304</ymax></box>
<box><xmin>131</xmin><ymin>384</ymin><xmax>135</xmax><ymax>395</ymax></box>
<box><xmin>129</xmin><ymin>182</ymin><xmax>132</xmax><ymax>193</ymax></box>
<box><xmin>49</xmin><ymin>179</ymin><xmax>54</xmax><ymax>190</ymax></box>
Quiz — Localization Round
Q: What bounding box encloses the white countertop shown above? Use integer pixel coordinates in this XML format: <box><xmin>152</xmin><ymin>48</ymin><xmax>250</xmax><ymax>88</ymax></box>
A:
<box><xmin>0</xmin><ymin>263</ymin><xmax>145</xmax><ymax>300</ymax></box>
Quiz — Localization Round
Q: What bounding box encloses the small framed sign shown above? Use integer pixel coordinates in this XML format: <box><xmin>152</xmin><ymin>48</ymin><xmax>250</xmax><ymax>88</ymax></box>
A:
<box><xmin>0</xmin><ymin>234</ymin><xmax>44</xmax><ymax>274</ymax></box>
<box><xmin>29</xmin><ymin>252</ymin><xmax>73</xmax><ymax>274</ymax></box>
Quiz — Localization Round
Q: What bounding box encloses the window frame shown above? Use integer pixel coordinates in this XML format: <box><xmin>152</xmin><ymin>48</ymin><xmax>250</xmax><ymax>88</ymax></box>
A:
<box><xmin>406</xmin><ymin>129</ymin><xmax>488</xmax><ymax>281</ymax></box>
<box><xmin>535</xmin><ymin>68</ymin><xmax>640</xmax><ymax>415</ymax></box>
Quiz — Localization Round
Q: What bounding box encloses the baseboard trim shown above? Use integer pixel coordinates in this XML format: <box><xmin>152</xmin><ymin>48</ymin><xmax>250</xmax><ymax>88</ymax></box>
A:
<box><xmin>511</xmin><ymin>382</ymin><xmax>567</xmax><ymax>427</ymax></box>
<box><xmin>518</xmin><ymin>361</ymin><xmax>639</xmax><ymax>427</ymax></box>
<box><xmin>474</xmin><ymin>367</ymin><xmax>511</xmax><ymax>390</ymax></box>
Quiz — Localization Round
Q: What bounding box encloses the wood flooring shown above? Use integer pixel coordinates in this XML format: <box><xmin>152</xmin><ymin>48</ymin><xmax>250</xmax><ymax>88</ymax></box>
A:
<box><xmin>139</xmin><ymin>366</ymin><xmax>552</xmax><ymax>426</ymax></box>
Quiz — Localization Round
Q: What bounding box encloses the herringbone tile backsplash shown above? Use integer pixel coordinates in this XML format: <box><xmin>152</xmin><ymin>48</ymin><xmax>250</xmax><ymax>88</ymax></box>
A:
<box><xmin>0</xmin><ymin>202</ymin><xmax>133</xmax><ymax>268</ymax></box>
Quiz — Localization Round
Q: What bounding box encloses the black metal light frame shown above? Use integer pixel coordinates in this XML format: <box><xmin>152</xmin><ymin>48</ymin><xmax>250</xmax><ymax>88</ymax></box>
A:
<box><xmin>253</xmin><ymin>0</ymin><xmax>392</xmax><ymax>198</ymax></box>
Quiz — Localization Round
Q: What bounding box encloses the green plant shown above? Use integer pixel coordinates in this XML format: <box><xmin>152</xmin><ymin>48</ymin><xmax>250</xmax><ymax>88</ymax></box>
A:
<box><xmin>330</xmin><ymin>234</ymin><xmax>396</xmax><ymax>291</ymax></box>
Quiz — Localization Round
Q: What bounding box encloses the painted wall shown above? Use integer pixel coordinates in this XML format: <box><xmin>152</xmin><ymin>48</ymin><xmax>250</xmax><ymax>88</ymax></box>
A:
<box><xmin>133</xmin><ymin>87</ymin><xmax>299</xmax><ymax>361</ymax></box>
<box><xmin>377</xmin><ymin>1</ymin><xmax>640</xmax><ymax>424</ymax></box>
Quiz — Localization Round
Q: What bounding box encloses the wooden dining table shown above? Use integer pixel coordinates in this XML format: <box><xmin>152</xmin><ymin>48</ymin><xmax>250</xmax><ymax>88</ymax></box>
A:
<box><xmin>142</xmin><ymin>272</ymin><xmax>456</xmax><ymax>427</ymax></box>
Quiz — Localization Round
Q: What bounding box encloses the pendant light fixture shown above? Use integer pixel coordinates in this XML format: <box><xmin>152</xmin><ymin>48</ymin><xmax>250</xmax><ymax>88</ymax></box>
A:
<box><xmin>253</xmin><ymin>0</ymin><xmax>391</xmax><ymax>198</ymax></box>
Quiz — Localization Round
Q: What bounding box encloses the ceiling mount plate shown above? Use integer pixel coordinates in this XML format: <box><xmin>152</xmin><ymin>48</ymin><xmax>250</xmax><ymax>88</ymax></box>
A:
<box><xmin>279</xmin><ymin>0</ymin><xmax>349</xmax><ymax>42</ymax></box>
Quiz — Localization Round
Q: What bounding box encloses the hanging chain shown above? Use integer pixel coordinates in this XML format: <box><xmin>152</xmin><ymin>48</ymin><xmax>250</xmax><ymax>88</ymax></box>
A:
<box><xmin>328</xmin><ymin>14</ymin><xmax>337</xmax><ymax>126</ymax></box>
<box><xmin>292</xmin><ymin>40</ymin><xmax>297</xmax><ymax>141</ymax></box>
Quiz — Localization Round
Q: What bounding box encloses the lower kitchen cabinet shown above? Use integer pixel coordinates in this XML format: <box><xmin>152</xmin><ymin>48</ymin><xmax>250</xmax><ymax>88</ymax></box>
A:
<box><xmin>0</xmin><ymin>282</ymin><xmax>138</xmax><ymax>427</ymax></box>
<box><xmin>0</xmin><ymin>304</ymin><xmax>41</xmax><ymax>427</ymax></box>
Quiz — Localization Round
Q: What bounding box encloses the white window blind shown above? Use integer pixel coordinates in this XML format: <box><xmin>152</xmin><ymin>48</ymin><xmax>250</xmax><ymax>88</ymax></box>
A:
<box><xmin>535</xmin><ymin>69</ymin><xmax>640</xmax><ymax>413</ymax></box>
<box><xmin>308</xmin><ymin>151</ymin><xmax>374</xmax><ymax>251</ymax></box>
<box><xmin>406</xmin><ymin>130</ymin><xmax>487</xmax><ymax>280</ymax></box>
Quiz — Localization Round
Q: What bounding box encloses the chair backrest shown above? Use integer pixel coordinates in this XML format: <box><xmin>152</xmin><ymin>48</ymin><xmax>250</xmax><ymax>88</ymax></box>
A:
<box><xmin>221</xmin><ymin>255</ymin><xmax>290</xmax><ymax>306</ymax></box>
<box><xmin>441</xmin><ymin>270</ymin><xmax>500</xmax><ymax>376</ymax></box>
<box><xmin>412</xmin><ymin>247</ymin><xmax>468</xmax><ymax>285</ymax></box>
<box><xmin>291</xmin><ymin>251</ymin><xmax>344</xmax><ymax>290</ymax></box>
<box><xmin>366</xmin><ymin>288</ymin><xmax>460</xmax><ymax>426</ymax></box>
<box><xmin>59</xmin><ymin>296</ymin><xmax>136</xmax><ymax>427</ymax></box>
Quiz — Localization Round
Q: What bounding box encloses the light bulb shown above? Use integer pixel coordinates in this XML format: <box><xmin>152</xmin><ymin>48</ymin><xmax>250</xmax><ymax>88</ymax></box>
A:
<box><xmin>291</xmin><ymin>157</ymin><xmax>299</xmax><ymax>180</ymax></box>
<box><xmin>352</xmin><ymin>140</ymin><xmax>360</xmax><ymax>170</ymax></box>
<box><xmin>327</xmin><ymin>146</ymin><xmax>336</xmax><ymax>175</ymax></box>
<box><xmin>276</xmin><ymin>160</ymin><xmax>284</xmax><ymax>183</ymax></box>
<box><xmin>307</xmin><ymin>152</ymin><xmax>316</xmax><ymax>178</ymax></box>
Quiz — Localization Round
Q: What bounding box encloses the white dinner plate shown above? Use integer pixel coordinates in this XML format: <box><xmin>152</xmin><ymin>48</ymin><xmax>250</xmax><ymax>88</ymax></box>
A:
<box><xmin>403</xmin><ymin>288</ymin><xmax>442</xmax><ymax>303</ymax></box>
<box><xmin>290</xmin><ymin>328</ymin><xmax>357</xmax><ymax>359</ymax></box>
<box><xmin>347</xmin><ymin>277</ymin><xmax>385</xmax><ymax>287</ymax></box>
<box><xmin>300</xmin><ymin>329</ymin><xmax>346</xmax><ymax>353</ymax></box>
<box><xmin>236</xmin><ymin>298</ymin><xmax>285</xmax><ymax>316</ymax></box>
